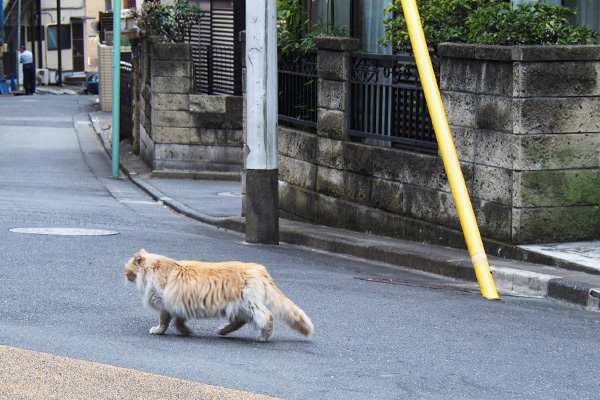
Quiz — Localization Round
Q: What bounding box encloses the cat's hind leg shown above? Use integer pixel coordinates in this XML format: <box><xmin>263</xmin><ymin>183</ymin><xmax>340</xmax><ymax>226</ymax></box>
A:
<box><xmin>174</xmin><ymin>317</ymin><xmax>192</xmax><ymax>335</ymax></box>
<box><xmin>242</xmin><ymin>286</ymin><xmax>274</xmax><ymax>341</ymax></box>
<box><xmin>257</xmin><ymin>312</ymin><xmax>274</xmax><ymax>342</ymax></box>
<box><xmin>248</xmin><ymin>302</ymin><xmax>274</xmax><ymax>341</ymax></box>
<box><xmin>218</xmin><ymin>317</ymin><xmax>247</xmax><ymax>336</ymax></box>
<box><xmin>150</xmin><ymin>310</ymin><xmax>171</xmax><ymax>334</ymax></box>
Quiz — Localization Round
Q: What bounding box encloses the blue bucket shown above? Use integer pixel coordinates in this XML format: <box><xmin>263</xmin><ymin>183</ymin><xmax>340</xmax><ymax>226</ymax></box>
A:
<box><xmin>0</xmin><ymin>79</ymin><xmax>9</xmax><ymax>94</ymax></box>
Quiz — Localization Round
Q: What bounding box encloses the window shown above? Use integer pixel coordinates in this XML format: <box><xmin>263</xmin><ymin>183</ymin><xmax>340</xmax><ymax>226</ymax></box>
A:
<box><xmin>307</xmin><ymin>0</ymin><xmax>392</xmax><ymax>54</ymax></box>
<box><xmin>519</xmin><ymin>0</ymin><xmax>600</xmax><ymax>32</ymax></box>
<box><xmin>27</xmin><ymin>26</ymin><xmax>44</xmax><ymax>41</ymax></box>
<box><xmin>563</xmin><ymin>0</ymin><xmax>600</xmax><ymax>32</ymax></box>
<box><xmin>47</xmin><ymin>25</ymin><xmax>71</xmax><ymax>50</ymax></box>
<box><xmin>352</xmin><ymin>0</ymin><xmax>392</xmax><ymax>54</ymax></box>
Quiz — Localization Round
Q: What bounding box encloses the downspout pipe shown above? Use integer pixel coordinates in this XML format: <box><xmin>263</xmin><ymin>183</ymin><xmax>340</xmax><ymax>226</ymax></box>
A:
<box><xmin>57</xmin><ymin>0</ymin><xmax>61</xmax><ymax>85</ymax></box>
<box><xmin>111</xmin><ymin>0</ymin><xmax>121</xmax><ymax>177</ymax></box>
<box><xmin>17</xmin><ymin>0</ymin><xmax>21</xmax><ymax>83</ymax></box>
<box><xmin>400</xmin><ymin>0</ymin><xmax>500</xmax><ymax>300</ymax></box>
<box><xmin>1</xmin><ymin>0</ymin><xmax>4</xmax><ymax>47</ymax></box>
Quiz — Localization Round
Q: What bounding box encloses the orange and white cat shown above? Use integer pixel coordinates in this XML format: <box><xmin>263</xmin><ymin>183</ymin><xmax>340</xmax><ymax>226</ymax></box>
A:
<box><xmin>125</xmin><ymin>250</ymin><xmax>314</xmax><ymax>341</ymax></box>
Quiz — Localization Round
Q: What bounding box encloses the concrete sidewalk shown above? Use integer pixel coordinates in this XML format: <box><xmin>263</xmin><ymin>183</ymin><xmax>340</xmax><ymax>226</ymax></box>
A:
<box><xmin>88</xmin><ymin>110</ymin><xmax>600</xmax><ymax>311</ymax></box>
<box><xmin>0</xmin><ymin>345</ymin><xmax>279</xmax><ymax>400</ymax></box>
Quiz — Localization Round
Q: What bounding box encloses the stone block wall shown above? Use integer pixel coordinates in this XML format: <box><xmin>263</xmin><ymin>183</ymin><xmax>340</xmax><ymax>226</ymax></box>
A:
<box><xmin>439</xmin><ymin>43</ymin><xmax>600</xmax><ymax>244</ymax></box>
<box><xmin>278</xmin><ymin>37</ymin><xmax>471</xmax><ymax>249</ymax></box>
<box><xmin>277</xmin><ymin>38</ymin><xmax>600</xmax><ymax>250</ymax></box>
<box><xmin>136</xmin><ymin>37</ymin><xmax>243</xmax><ymax>178</ymax></box>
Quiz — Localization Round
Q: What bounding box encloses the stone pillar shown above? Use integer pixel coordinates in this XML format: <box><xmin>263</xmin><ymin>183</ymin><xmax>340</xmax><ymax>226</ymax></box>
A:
<box><xmin>314</xmin><ymin>37</ymin><xmax>360</xmax><ymax>220</ymax></box>
<box><xmin>142</xmin><ymin>39</ymin><xmax>194</xmax><ymax>170</ymax></box>
<box><xmin>315</xmin><ymin>37</ymin><xmax>360</xmax><ymax>140</ymax></box>
<box><xmin>439</xmin><ymin>43</ymin><xmax>600</xmax><ymax>244</ymax></box>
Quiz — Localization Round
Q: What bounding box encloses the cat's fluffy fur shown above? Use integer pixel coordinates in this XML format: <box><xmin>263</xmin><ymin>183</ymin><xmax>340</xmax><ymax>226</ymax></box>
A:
<box><xmin>125</xmin><ymin>250</ymin><xmax>314</xmax><ymax>341</ymax></box>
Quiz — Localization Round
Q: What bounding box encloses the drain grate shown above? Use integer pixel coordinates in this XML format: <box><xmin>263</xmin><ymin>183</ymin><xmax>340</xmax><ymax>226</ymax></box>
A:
<box><xmin>9</xmin><ymin>228</ymin><xmax>119</xmax><ymax>236</ymax></box>
<box><xmin>355</xmin><ymin>277</ymin><xmax>480</xmax><ymax>294</ymax></box>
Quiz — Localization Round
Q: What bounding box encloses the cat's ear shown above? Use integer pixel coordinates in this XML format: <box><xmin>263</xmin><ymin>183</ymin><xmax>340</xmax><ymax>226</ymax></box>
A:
<box><xmin>134</xmin><ymin>252</ymin><xmax>145</xmax><ymax>265</ymax></box>
<box><xmin>140</xmin><ymin>249</ymin><xmax>147</xmax><ymax>254</ymax></box>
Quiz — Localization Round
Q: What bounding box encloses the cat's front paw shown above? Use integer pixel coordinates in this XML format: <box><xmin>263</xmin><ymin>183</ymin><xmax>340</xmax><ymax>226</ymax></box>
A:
<box><xmin>149</xmin><ymin>326</ymin><xmax>166</xmax><ymax>334</ymax></box>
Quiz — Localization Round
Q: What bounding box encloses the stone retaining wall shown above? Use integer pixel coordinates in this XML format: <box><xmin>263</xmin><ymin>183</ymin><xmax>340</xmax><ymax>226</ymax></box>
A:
<box><xmin>136</xmin><ymin>37</ymin><xmax>243</xmax><ymax>179</ymax></box>
<box><xmin>440</xmin><ymin>43</ymin><xmax>600</xmax><ymax>245</ymax></box>
<box><xmin>277</xmin><ymin>38</ymin><xmax>600</xmax><ymax>250</ymax></box>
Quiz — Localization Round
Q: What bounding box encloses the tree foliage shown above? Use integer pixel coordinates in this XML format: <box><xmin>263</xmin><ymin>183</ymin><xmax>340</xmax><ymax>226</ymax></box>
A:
<box><xmin>277</xmin><ymin>0</ymin><xmax>347</xmax><ymax>57</ymax></box>
<box><xmin>131</xmin><ymin>0</ymin><xmax>204</xmax><ymax>43</ymax></box>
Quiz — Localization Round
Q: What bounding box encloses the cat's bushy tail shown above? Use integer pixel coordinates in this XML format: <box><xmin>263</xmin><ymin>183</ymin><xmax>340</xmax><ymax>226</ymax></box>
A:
<box><xmin>265</xmin><ymin>282</ymin><xmax>314</xmax><ymax>337</ymax></box>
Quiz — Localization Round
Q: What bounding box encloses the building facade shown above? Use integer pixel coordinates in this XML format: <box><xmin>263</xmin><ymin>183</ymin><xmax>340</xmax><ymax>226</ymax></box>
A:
<box><xmin>1</xmin><ymin>0</ymin><xmax>138</xmax><ymax>84</ymax></box>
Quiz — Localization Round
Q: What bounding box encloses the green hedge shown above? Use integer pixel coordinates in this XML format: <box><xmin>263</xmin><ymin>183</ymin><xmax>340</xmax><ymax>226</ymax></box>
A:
<box><xmin>380</xmin><ymin>0</ymin><xmax>599</xmax><ymax>55</ymax></box>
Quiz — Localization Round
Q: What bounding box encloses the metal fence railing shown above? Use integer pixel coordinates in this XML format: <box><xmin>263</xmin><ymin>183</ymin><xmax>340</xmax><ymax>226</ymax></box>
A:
<box><xmin>120</xmin><ymin>61</ymin><xmax>133</xmax><ymax>141</ymax></box>
<box><xmin>278</xmin><ymin>51</ymin><xmax>318</xmax><ymax>130</ymax></box>
<box><xmin>350</xmin><ymin>53</ymin><xmax>438</xmax><ymax>152</ymax></box>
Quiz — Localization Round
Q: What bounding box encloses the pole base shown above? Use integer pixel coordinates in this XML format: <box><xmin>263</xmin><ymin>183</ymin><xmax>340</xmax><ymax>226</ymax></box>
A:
<box><xmin>245</xmin><ymin>169</ymin><xmax>279</xmax><ymax>244</ymax></box>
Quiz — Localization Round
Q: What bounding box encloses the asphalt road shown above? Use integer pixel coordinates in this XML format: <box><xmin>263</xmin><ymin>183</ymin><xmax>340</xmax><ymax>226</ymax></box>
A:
<box><xmin>0</xmin><ymin>95</ymin><xmax>599</xmax><ymax>399</ymax></box>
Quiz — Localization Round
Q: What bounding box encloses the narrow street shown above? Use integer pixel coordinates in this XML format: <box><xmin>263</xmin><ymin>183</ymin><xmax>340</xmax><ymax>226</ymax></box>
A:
<box><xmin>0</xmin><ymin>94</ymin><xmax>598</xmax><ymax>399</ymax></box>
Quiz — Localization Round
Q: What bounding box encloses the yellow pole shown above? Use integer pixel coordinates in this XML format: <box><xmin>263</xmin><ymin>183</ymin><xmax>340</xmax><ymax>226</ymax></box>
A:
<box><xmin>400</xmin><ymin>0</ymin><xmax>499</xmax><ymax>299</ymax></box>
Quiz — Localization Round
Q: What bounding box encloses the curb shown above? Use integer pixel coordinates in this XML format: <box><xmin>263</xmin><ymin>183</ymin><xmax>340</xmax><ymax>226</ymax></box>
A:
<box><xmin>129</xmin><ymin>174</ymin><xmax>228</xmax><ymax>227</ymax></box>
<box><xmin>547</xmin><ymin>279</ymin><xmax>599</xmax><ymax>310</ymax></box>
<box><xmin>150</xmin><ymin>169</ymin><xmax>241</xmax><ymax>181</ymax></box>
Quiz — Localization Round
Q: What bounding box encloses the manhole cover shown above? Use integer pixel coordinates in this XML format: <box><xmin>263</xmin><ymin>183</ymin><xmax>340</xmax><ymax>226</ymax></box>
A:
<box><xmin>9</xmin><ymin>228</ymin><xmax>119</xmax><ymax>236</ymax></box>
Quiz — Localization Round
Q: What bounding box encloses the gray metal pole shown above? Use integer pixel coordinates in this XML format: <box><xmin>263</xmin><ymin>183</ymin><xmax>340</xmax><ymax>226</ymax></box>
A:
<box><xmin>244</xmin><ymin>0</ymin><xmax>279</xmax><ymax>244</ymax></box>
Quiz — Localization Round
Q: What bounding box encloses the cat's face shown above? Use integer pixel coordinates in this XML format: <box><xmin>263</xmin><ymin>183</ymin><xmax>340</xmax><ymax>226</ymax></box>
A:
<box><xmin>125</xmin><ymin>249</ymin><xmax>147</xmax><ymax>282</ymax></box>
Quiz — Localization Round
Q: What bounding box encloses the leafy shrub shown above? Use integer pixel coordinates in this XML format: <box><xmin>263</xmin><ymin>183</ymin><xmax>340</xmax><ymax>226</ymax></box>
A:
<box><xmin>380</xmin><ymin>0</ymin><xmax>599</xmax><ymax>54</ymax></box>
<box><xmin>277</xmin><ymin>0</ymin><xmax>347</xmax><ymax>57</ymax></box>
<box><xmin>131</xmin><ymin>0</ymin><xmax>204</xmax><ymax>43</ymax></box>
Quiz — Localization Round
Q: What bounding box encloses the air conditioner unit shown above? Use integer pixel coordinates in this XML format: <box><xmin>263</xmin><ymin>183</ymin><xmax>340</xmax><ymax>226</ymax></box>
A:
<box><xmin>90</xmin><ymin>19</ymin><xmax>100</xmax><ymax>34</ymax></box>
<box><xmin>48</xmin><ymin>70</ymin><xmax>61</xmax><ymax>84</ymax></box>
<box><xmin>36</xmin><ymin>69</ymin><xmax>49</xmax><ymax>85</ymax></box>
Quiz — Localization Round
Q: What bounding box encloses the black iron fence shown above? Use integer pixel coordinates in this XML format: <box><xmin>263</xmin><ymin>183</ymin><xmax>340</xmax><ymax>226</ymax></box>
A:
<box><xmin>196</xmin><ymin>44</ymin><xmax>242</xmax><ymax>95</ymax></box>
<box><xmin>278</xmin><ymin>51</ymin><xmax>318</xmax><ymax>130</ymax></box>
<box><xmin>120</xmin><ymin>62</ymin><xmax>133</xmax><ymax>141</ymax></box>
<box><xmin>350</xmin><ymin>53</ymin><xmax>438</xmax><ymax>151</ymax></box>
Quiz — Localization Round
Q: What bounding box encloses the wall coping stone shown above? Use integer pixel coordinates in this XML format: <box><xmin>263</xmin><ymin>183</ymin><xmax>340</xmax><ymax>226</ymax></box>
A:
<box><xmin>439</xmin><ymin>43</ymin><xmax>600</xmax><ymax>62</ymax></box>
<box><xmin>315</xmin><ymin>36</ymin><xmax>360</xmax><ymax>52</ymax></box>
<box><xmin>150</xmin><ymin>40</ymin><xmax>193</xmax><ymax>61</ymax></box>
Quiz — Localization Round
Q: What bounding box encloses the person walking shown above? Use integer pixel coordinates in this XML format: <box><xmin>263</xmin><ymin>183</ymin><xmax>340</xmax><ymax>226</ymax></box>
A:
<box><xmin>19</xmin><ymin>45</ymin><xmax>36</xmax><ymax>95</ymax></box>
